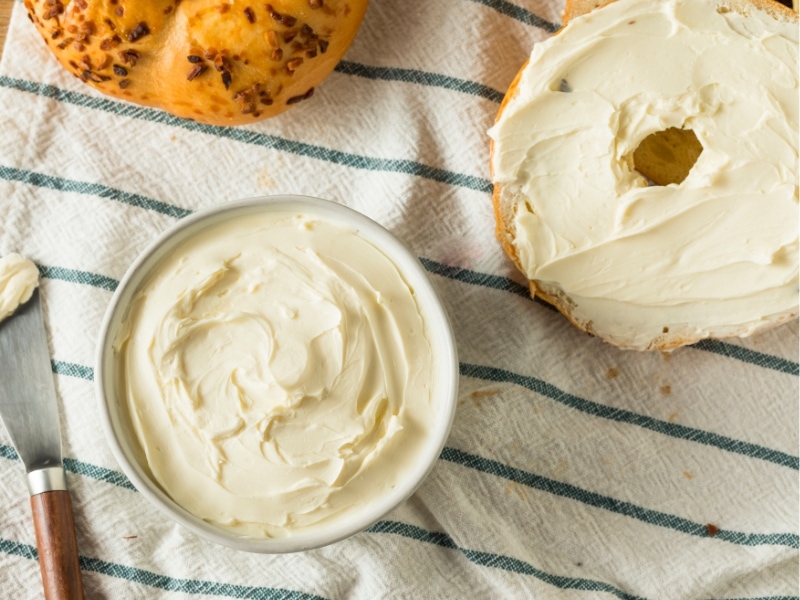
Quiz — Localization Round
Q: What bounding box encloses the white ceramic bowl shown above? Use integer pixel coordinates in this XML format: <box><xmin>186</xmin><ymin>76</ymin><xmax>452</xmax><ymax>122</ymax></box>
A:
<box><xmin>95</xmin><ymin>195</ymin><xmax>458</xmax><ymax>553</ymax></box>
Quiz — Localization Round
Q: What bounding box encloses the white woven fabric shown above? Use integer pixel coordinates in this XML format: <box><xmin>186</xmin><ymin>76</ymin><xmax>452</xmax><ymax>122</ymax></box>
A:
<box><xmin>0</xmin><ymin>0</ymin><xmax>798</xmax><ymax>598</ymax></box>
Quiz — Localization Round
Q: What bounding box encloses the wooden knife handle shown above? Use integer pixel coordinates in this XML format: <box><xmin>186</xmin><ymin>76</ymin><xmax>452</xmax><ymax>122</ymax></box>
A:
<box><xmin>30</xmin><ymin>491</ymin><xmax>85</xmax><ymax>600</ymax></box>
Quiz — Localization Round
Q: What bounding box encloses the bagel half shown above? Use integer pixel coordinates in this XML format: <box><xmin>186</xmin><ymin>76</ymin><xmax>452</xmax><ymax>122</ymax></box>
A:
<box><xmin>489</xmin><ymin>0</ymin><xmax>799</xmax><ymax>350</ymax></box>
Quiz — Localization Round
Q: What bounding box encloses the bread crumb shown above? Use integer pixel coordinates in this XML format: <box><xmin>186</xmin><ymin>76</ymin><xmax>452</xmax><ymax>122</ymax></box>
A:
<box><xmin>660</xmin><ymin>384</ymin><xmax>672</xmax><ymax>395</ymax></box>
<box><xmin>504</xmin><ymin>481</ymin><xmax>527</xmax><ymax>501</ymax></box>
<box><xmin>606</xmin><ymin>367</ymin><xmax>619</xmax><ymax>379</ymax></box>
<box><xmin>471</xmin><ymin>389</ymin><xmax>500</xmax><ymax>399</ymax></box>
<box><xmin>257</xmin><ymin>169</ymin><xmax>276</xmax><ymax>188</ymax></box>
<box><xmin>551</xmin><ymin>459</ymin><xmax>568</xmax><ymax>479</ymax></box>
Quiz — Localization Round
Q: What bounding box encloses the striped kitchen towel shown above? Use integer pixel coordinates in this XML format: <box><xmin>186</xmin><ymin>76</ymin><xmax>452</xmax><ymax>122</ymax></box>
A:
<box><xmin>0</xmin><ymin>0</ymin><xmax>797</xmax><ymax>598</ymax></box>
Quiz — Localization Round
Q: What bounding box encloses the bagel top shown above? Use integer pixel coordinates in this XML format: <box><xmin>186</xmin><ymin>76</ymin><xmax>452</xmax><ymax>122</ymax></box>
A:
<box><xmin>489</xmin><ymin>0</ymin><xmax>799</xmax><ymax>351</ymax></box>
<box><xmin>24</xmin><ymin>0</ymin><xmax>369</xmax><ymax>126</ymax></box>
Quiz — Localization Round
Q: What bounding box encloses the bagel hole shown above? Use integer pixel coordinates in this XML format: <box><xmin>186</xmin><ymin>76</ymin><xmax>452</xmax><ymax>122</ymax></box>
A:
<box><xmin>632</xmin><ymin>127</ymin><xmax>703</xmax><ymax>186</ymax></box>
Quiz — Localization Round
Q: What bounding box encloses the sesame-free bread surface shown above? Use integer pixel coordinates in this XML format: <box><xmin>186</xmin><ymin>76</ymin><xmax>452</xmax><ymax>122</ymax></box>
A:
<box><xmin>489</xmin><ymin>0</ymin><xmax>799</xmax><ymax>350</ymax></box>
<box><xmin>24</xmin><ymin>0</ymin><xmax>369</xmax><ymax>126</ymax></box>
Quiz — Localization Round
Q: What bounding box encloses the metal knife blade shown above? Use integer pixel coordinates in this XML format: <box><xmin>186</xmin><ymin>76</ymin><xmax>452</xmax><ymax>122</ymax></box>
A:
<box><xmin>0</xmin><ymin>287</ymin><xmax>63</xmax><ymax>477</ymax></box>
<box><xmin>0</xmin><ymin>285</ymin><xmax>85</xmax><ymax>599</ymax></box>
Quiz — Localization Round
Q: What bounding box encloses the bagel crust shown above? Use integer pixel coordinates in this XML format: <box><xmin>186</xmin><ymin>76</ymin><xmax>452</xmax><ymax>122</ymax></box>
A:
<box><xmin>24</xmin><ymin>0</ymin><xmax>369</xmax><ymax>125</ymax></box>
<box><xmin>489</xmin><ymin>0</ymin><xmax>799</xmax><ymax>351</ymax></box>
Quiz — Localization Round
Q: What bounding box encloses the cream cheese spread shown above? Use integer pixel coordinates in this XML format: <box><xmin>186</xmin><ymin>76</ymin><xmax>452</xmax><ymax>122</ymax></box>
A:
<box><xmin>115</xmin><ymin>211</ymin><xmax>435</xmax><ymax>537</ymax></box>
<box><xmin>488</xmin><ymin>0</ymin><xmax>799</xmax><ymax>349</ymax></box>
<box><xmin>0</xmin><ymin>253</ymin><xmax>40</xmax><ymax>324</ymax></box>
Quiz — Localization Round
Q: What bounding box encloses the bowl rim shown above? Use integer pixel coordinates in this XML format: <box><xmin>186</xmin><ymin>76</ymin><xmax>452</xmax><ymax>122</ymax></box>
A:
<box><xmin>94</xmin><ymin>194</ymin><xmax>459</xmax><ymax>553</ymax></box>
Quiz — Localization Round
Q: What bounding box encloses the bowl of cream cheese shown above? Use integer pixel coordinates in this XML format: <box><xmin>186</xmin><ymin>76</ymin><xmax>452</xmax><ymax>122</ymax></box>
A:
<box><xmin>96</xmin><ymin>195</ymin><xmax>458</xmax><ymax>553</ymax></box>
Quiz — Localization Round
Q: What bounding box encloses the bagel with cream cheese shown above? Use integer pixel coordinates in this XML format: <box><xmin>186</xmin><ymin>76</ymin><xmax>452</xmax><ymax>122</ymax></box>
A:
<box><xmin>24</xmin><ymin>0</ymin><xmax>369</xmax><ymax>125</ymax></box>
<box><xmin>489</xmin><ymin>0</ymin><xmax>799</xmax><ymax>351</ymax></box>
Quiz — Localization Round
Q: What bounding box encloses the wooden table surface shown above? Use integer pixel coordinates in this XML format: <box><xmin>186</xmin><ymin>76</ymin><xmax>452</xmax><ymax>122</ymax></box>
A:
<box><xmin>0</xmin><ymin>0</ymin><xmax>12</xmax><ymax>62</ymax></box>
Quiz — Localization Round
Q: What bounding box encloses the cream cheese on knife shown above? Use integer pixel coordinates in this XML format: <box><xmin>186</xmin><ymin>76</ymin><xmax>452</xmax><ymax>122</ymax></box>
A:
<box><xmin>0</xmin><ymin>254</ymin><xmax>40</xmax><ymax>324</ymax></box>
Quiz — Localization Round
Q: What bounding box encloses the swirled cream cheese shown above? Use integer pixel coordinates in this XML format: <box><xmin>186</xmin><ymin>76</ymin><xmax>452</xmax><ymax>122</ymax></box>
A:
<box><xmin>115</xmin><ymin>212</ymin><xmax>435</xmax><ymax>537</ymax></box>
<box><xmin>0</xmin><ymin>253</ymin><xmax>40</xmax><ymax>323</ymax></box>
<box><xmin>489</xmin><ymin>0</ymin><xmax>798</xmax><ymax>349</ymax></box>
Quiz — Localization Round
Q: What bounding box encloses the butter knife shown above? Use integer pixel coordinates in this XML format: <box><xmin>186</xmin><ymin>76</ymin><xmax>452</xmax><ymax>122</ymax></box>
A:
<box><xmin>0</xmin><ymin>288</ymin><xmax>85</xmax><ymax>599</ymax></box>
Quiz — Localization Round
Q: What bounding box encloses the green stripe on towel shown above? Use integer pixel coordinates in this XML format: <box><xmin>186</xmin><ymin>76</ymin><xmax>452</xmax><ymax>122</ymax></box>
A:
<box><xmin>37</xmin><ymin>265</ymin><xmax>119</xmax><ymax>292</ymax></box>
<box><xmin>440</xmin><ymin>447</ymin><xmax>799</xmax><ymax>548</ymax></box>
<box><xmin>0</xmin><ymin>442</ymin><xmax>136</xmax><ymax>491</ymax></box>
<box><xmin>0</xmin><ymin>537</ymin><xmax>326</xmax><ymax>599</ymax></box>
<box><xmin>0</xmin><ymin>165</ymin><xmax>191</xmax><ymax>219</ymax></box>
<box><xmin>459</xmin><ymin>362</ymin><xmax>800</xmax><ymax>470</ymax></box>
<box><xmin>4</xmin><ymin>433</ymin><xmax>797</xmax><ymax>550</ymax></box>
<box><xmin>466</xmin><ymin>0</ymin><xmax>560</xmax><ymax>32</ymax></box>
<box><xmin>3</xmin><ymin>165</ymin><xmax>798</xmax><ymax>378</ymax></box>
<box><xmin>367</xmin><ymin>521</ymin><xmax>646</xmax><ymax>600</ymax></box>
<box><xmin>419</xmin><ymin>259</ymin><xmax>799</xmax><ymax>376</ymax></box>
<box><xmin>0</xmin><ymin>77</ymin><xmax>493</xmax><ymax>194</ymax></box>
<box><xmin>47</xmin><ymin>357</ymin><xmax>800</xmax><ymax>470</ymax></box>
<box><xmin>335</xmin><ymin>61</ymin><xmax>506</xmax><ymax>103</ymax></box>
